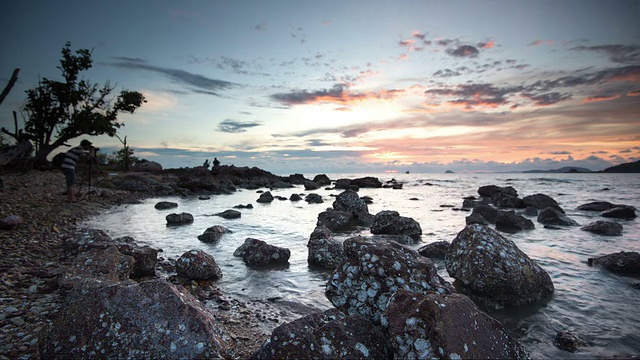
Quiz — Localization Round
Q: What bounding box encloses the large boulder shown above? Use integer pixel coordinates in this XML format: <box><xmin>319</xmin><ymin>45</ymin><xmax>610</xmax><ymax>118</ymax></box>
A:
<box><xmin>250</xmin><ymin>308</ymin><xmax>389</xmax><ymax>359</ymax></box>
<box><xmin>470</xmin><ymin>204</ymin><xmax>499</xmax><ymax>223</ymax></box>
<box><xmin>166</xmin><ymin>212</ymin><xmax>194</xmax><ymax>225</ymax></box>
<box><xmin>307</xmin><ymin>226</ymin><xmax>345</xmax><ymax>269</ymax></box>
<box><xmin>493</xmin><ymin>192</ymin><xmax>525</xmax><ymax>209</ymax></box>
<box><xmin>132</xmin><ymin>159</ymin><xmax>163</xmax><ymax>172</ymax></box>
<box><xmin>601</xmin><ymin>205</ymin><xmax>637</xmax><ymax>220</ymax></box>
<box><xmin>176</xmin><ymin>250</ymin><xmax>223</xmax><ymax>281</ymax></box>
<box><xmin>325</xmin><ymin>236</ymin><xmax>452</xmax><ymax>324</ymax></box>
<box><xmin>256</xmin><ymin>191</ymin><xmax>274</xmax><ymax>203</ymax></box>
<box><xmin>587</xmin><ymin>251</ymin><xmax>640</xmax><ymax>276</ymax></box>
<box><xmin>39</xmin><ymin>279</ymin><xmax>234</xmax><ymax>359</ymax></box>
<box><xmin>303</xmin><ymin>181</ymin><xmax>320</xmax><ymax>190</ymax></box>
<box><xmin>580</xmin><ymin>220</ymin><xmax>623</xmax><ymax>236</ymax></box>
<box><xmin>198</xmin><ymin>225</ymin><xmax>232</xmax><ymax>243</ymax></box>
<box><xmin>381</xmin><ymin>290</ymin><xmax>529</xmax><ymax>360</ymax></box>
<box><xmin>214</xmin><ymin>209</ymin><xmax>241</xmax><ymax>219</ymax></box>
<box><xmin>477</xmin><ymin>185</ymin><xmax>503</xmax><ymax>197</ymax></box>
<box><xmin>522</xmin><ymin>193</ymin><xmax>563</xmax><ymax>212</ymax></box>
<box><xmin>577</xmin><ymin>201</ymin><xmax>617</xmax><ymax>211</ymax></box>
<box><xmin>332</xmin><ymin>190</ymin><xmax>369</xmax><ymax>214</ymax></box>
<box><xmin>537</xmin><ymin>207</ymin><xmax>579</xmax><ymax>226</ymax></box>
<box><xmin>370</xmin><ymin>210</ymin><xmax>422</xmax><ymax>240</ymax></box>
<box><xmin>305</xmin><ymin>193</ymin><xmax>324</xmax><ymax>204</ymax></box>
<box><xmin>445</xmin><ymin>224</ymin><xmax>554</xmax><ymax>309</ymax></box>
<box><xmin>313</xmin><ymin>174</ymin><xmax>331</xmax><ymax>186</ymax></box>
<box><xmin>351</xmin><ymin>176</ymin><xmax>382</xmax><ymax>188</ymax></box>
<box><xmin>233</xmin><ymin>238</ymin><xmax>290</xmax><ymax>267</ymax></box>
<box><xmin>58</xmin><ymin>246</ymin><xmax>134</xmax><ymax>291</ymax></box>
<box><xmin>316</xmin><ymin>209</ymin><xmax>357</xmax><ymax>232</ymax></box>
<box><xmin>155</xmin><ymin>201</ymin><xmax>178</xmax><ymax>210</ymax></box>
<box><xmin>495</xmin><ymin>210</ymin><xmax>535</xmax><ymax>233</ymax></box>
<box><xmin>417</xmin><ymin>241</ymin><xmax>450</xmax><ymax>259</ymax></box>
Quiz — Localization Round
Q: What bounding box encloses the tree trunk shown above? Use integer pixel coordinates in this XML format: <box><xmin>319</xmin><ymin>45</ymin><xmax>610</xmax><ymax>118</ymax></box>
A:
<box><xmin>0</xmin><ymin>69</ymin><xmax>20</xmax><ymax>107</ymax></box>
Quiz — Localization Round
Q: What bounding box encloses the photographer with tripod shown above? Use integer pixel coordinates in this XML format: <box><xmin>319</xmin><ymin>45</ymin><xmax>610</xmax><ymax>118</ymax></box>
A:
<box><xmin>61</xmin><ymin>139</ymin><xmax>95</xmax><ymax>202</ymax></box>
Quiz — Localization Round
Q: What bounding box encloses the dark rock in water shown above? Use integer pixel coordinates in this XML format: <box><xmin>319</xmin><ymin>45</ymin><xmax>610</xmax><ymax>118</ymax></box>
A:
<box><xmin>382</xmin><ymin>290</ymin><xmax>529</xmax><ymax>360</ymax></box>
<box><xmin>493</xmin><ymin>192</ymin><xmax>525</xmax><ymax>209</ymax></box>
<box><xmin>587</xmin><ymin>251</ymin><xmax>640</xmax><ymax>277</ymax></box>
<box><xmin>522</xmin><ymin>193</ymin><xmax>564</xmax><ymax>212</ymax></box>
<box><xmin>577</xmin><ymin>201</ymin><xmax>617</xmax><ymax>211</ymax></box>
<box><xmin>275</xmin><ymin>195</ymin><xmax>288</xmax><ymax>201</ymax></box>
<box><xmin>537</xmin><ymin>207</ymin><xmax>579</xmax><ymax>226</ymax></box>
<box><xmin>471</xmin><ymin>204</ymin><xmax>499</xmax><ymax>223</ymax></box>
<box><xmin>176</xmin><ymin>249</ymin><xmax>222</xmax><ymax>280</ymax></box>
<box><xmin>0</xmin><ymin>215</ymin><xmax>24</xmax><ymax>230</ymax></box>
<box><xmin>287</xmin><ymin>173</ymin><xmax>308</xmax><ymax>185</ymax></box>
<box><xmin>523</xmin><ymin>206</ymin><xmax>539</xmax><ymax>216</ymax></box>
<box><xmin>351</xmin><ymin>176</ymin><xmax>382</xmax><ymax>188</ymax></box>
<box><xmin>601</xmin><ymin>205</ymin><xmax>637</xmax><ymax>220</ymax></box>
<box><xmin>417</xmin><ymin>241</ymin><xmax>450</xmax><ymax>259</ymax></box>
<box><xmin>409</xmin><ymin>197</ymin><xmax>420</xmax><ymax>201</ymax></box>
<box><xmin>554</xmin><ymin>330</ymin><xmax>586</xmax><ymax>353</ymax></box>
<box><xmin>166</xmin><ymin>212</ymin><xmax>194</xmax><ymax>225</ymax></box>
<box><xmin>317</xmin><ymin>209</ymin><xmax>357</xmax><ymax>232</ymax></box>
<box><xmin>312</xmin><ymin>174</ymin><xmax>331</xmax><ymax>186</ymax></box>
<box><xmin>581</xmin><ymin>220</ymin><xmax>623</xmax><ymax>236</ymax></box>
<box><xmin>544</xmin><ymin>224</ymin><xmax>563</xmax><ymax>230</ymax></box>
<box><xmin>303</xmin><ymin>180</ymin><xmax>320</xmax><ymax>190</ymax></box>
<box><xmin>307</xmin><ymin>226</ymin><xmax>344</xmax><ymax>269</ymax></box>
<box><xmin>334</xmin><ymin>178</ymin><xmax>354</xmax><ymax>190</ymax></box>
<box><xmin>361</xmin><ymin>195</ymin><xmax>374</xmax><ymax>204</ymax></box>
<box><xmin>39</xmin><ymin>279</ymin><xmax>233</xmax><ymax>359</ymax></box>
<box><xmin>496</xmin><ymin>210</ymin><xmax>535</xmax><ymax>233</ymax></box>
<box><xmin>154</xmin><ymin>201</ymin><xmax>178</xmax><ymax>210</ymax></box>
<box><xmin>445</xmin><ymin>224</ymin><xmax>554</xmax><ymax>309</ymax></box>
<box><xmin>289</xmin><ymin>193</ymin><xmax>302</xmax><ymax>201</ymax></box>
<box><xmin>233</xmin><ymin>238</ymin><xmax>290</xmax><ymax>267</ymax></box>
<box><xmin>233</xmin><ymin>203</ymin><xmax>253</xmax><ymax>209</ymax></box>
<box><xmin>256</xmin><ymin>191</ymin><xmax>274</xmax><ymax>203</ymax></box>
<box><xmin>304</xmin><ymin>193</ymin><xmax>323</xmax><ymax>204</ymax></box>
<box><xmin>478</xmin><ymin>185</ymin><xmax>504</xmax><ymax>197</ymax></box>
<box><xmin>198</xmin><ymin>196</ymin><xmax>210</xmax><ymax>200</ymax></box>
<box><xmin>466</xmin><ymin>212</ymin><xmax>490</xmax><ymax>225</ymax></box>
<box><xmin>214</xmin><ymin>209</ymin><xmax>241</xmax><ymax>219</ymax></box>
<box><xmin>370</xmin><ymin>210</ymin><xmax>422</xmax><ymax>239</ymax></box>
<box><xmin>251</xmin><ymin>308</ymin><xmax>390</xmax><ymax>360</ymax></box>
<box><xmin>367</xmin><ymin>234</ymin><xmax>415</xmax><ymax>245</ymax></box>
<box><xmin>332</xmin><ymin>190</ymin><xmax>368</xmax><ymax>214</ymax></box>
<box><xmin>326</xmin><ymin>236</ymin><xmax>452</xmax><ymax>324</ymax></box>
<box><xmin>198</xmin><ymin>225</ymin><xmax>232</xmax><ymax>243</ymax></box>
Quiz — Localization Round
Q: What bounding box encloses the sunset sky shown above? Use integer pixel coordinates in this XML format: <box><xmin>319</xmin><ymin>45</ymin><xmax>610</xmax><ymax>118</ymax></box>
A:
<box><xmin>1</xmin><ymin>0</ymin><xmax>639</xmax><ymax>174</ymax></box>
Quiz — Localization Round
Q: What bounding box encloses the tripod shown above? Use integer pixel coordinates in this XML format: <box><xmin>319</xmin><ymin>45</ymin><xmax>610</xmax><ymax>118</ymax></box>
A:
<box><xmin>79</xmin><ymin>156</ymin><xmax>118</xmax><ymax>200</ymax></box>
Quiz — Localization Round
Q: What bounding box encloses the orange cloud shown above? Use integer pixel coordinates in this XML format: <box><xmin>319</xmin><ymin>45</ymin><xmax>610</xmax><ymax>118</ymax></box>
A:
<box><xmin>479</xmin><ymin>40</ymin><xmax>495</xmax><ymax>49</ymax></box>
<box><xmin>528</xmin><ymin>39</ymin><xmax>555</xmax><ymax>46</ymax></box>
<box><xmin>628</xmin><ymin>90</ymin><xmax>640</xmax><ymax>96</ymax></box>
<box><xmin>582</xmin><ymin>94</ymin><xmax>621</xmax><ymax>103</ymax></box>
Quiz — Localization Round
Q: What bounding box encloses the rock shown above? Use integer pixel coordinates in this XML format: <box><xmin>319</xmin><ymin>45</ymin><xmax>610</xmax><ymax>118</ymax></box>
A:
<box><xmin>313</xmin><ymin>174</ymin><xmax>331</xmax><ymax>186</ymax></box>
<box><xmin>39</xmin><ymin>279</ymin><xmax>233</xmax><ymax>359</ymax></box>
<box><xmin>537</xmin><ymin>207</ymin><xmax>579</xmax><ymax>226</ymax></box>
<box><xmin>233</xmin><ymin>203</ymin><xmax>253</xmax><ymax>209</ymax></box>
<box><xmin>493</xmin><ymin>192</ymin><xmax>525</xmax><ymax>208</ymax></box>
<box><xmin>176</xmin><ymin>250</ymin><xmax>223</xmax><ymax>280</ymax></box>
<box><xmin>601</xmin><ymin>205</ymin><xmax>637</xmax><ymax>220</ymax></box>
<box><xmin>154</xmin><ymin>201</ymin><xmax>178</xmax><ymax>210</ymax></box>
<box><xmin>250</xmin><ymin>308</ymin><xmax>389</xmax><ymax>359</ymax></box>
<box><xmin>214</xmin><ymin>209</ymin><xmax>241</xmax><ymax>219</ymax></box>
<box><xmin>58</xmin><ymin>246</ymin><xmax>134</xmax><ymax>290</ymax></box>
<box><xmin>132</xmin><ymin>159</ymin><xmax>163</xmax><ymax>172</ymax></box>
<box><xmin>417</xmin><ymin>241</ymin><xmax>451</xmax><ymax>259</ymax></box>
<box><xmin>522</xmin><ymin>193</ymin><xmax>564</xmax><ymax>212</ymax></box>
<box><xmin>317</xmin><ymin>209</ymin><xmax>357</xmax><ymax>232</ymax></box>
<box><xmin>304</xmin><ymin>193</ymin><xmax>323</xmax><ymax>204</ymax></box>
<box><xmin>286</xmin><ymin>173</ymin><xmax>308</xmax><ymax>185</ymax></box>
<box><xmin>233</xmin><ymin>238</ymin><xmax>290</xmax><ymax>267</ymax></box>
<box><xmin>381</xmin><ymin>289</ymin><xmax>529</xmax><ymax>360</ymax></box>
<box><xmin>166</xmin><ymin>212</ymin><xmax>194</xmax><ymax>225</ymax></box>
<box><xmin>478</xmin><ymin>185</ymin><xmax>504</xmax><ymax>197</ymax></box>
<box><xmin>466</xmin><ymin>212</ymin><xmax>490</xmax><ymax>225</ymax></box>
<box><xmin>370</xmin><ymin>210</ymin><xmax>422</xmax><ymax>240</ymax></box>
<box><xmin>303</xmin><ymin>181</ymin><xmax>320</xmax><ymax>190</ymax></box>
<box><xmin>470</xmin><ymin>204</ymin><xmax>499</xmax><ymax>223</ymax></box>
<box><xmin>307</xmin><ymin>226</ymin><xmax>345</xmax><ymax>269</ymax></box>
<box><xmin>577</xmin><ymin>201</ymin><xmax>617</xmax><ymax>211</ymax></box>
<box><xmin>0</xmin><ymin>215</ymin><xmax>24</xmax><ymax>230</ymax></box>
<box><xmin>445</xmin><ymin>224</ymin><xmax>554</xmax><ymax>309</ymax></box>
<box><xmin>581</xmin><ymin>220</ymin><xmax>623</xmax><ymax>236</ymax></box>
<box><xmin>198</xmin><ymin>225</ymin><xmax>232</xmax><ymax>243</ymax></box>
<box><xmin>367</xmin><ymin>234</ymin><xmax>416</xmax><ymax>245</ymax></box>
<box><xmin>199</xmin><ymin>196</ymin><xmax>211</xmax><ymax>200</ymax></box>
<box><xmin>523</xmin><ymin>206</ymin><xmax>538</xmax><ymax>216</ymax></box>
<box><xmin>289</xmin><ymin>193</ymin><xmax>302</xmax><ymax>201</ymax></box>
<box><xmin>325</xmin><ymin>236</ymin><xmax>452</xmax><ymax>324</ymax></box>
<box><xmin>587</xmin><ymin>251</ymin><xmax>640</xmax><ymax>276</ymax></box>
<box><xmin>554</xmin><ymin>330</ymin><xmax>586</xmax><ymax>352</ymax></box>
<box><xmin>495</xmin><ymin>210</ymin><xmax>535</xmax><ymax>233</ymax></box>
<box><xmin>332</xmin><ymin>190</ymin><xmax>369</xmax><ymax>214</ymax></box>
<box><xmin>256</xmin><ymin>191</ymin><xmax>274</xmax><ymax>203</ymax></box>
<box><xmin>351</xmin><ymin>176</ymin><xmax>382</xmax><ymax>188</ymax></box>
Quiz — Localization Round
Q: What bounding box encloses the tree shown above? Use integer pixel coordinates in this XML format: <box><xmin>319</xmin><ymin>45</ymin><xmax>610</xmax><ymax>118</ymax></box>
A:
<box><xmin>112</xmin><ymin>134</ymin><xmax>138</xmax><ymax>171</ymax></box>
<box><xmin>0</xmin><ymin>42</ymin><xmax>146</xmax><ymax>167</ymax></box>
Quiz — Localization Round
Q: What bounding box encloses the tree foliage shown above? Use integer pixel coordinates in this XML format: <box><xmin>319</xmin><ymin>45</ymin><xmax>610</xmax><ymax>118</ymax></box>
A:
<box><xmin>0</xmin><ymin>42</ymin><xmax>146</xmax><ymax>166</ymax></box>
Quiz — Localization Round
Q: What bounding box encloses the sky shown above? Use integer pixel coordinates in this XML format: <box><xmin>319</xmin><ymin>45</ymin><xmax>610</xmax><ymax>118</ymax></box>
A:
<box><xmin>1</xmin><ymin>0</ymin><xmax>639</xmax><ymax>174</ymax></box>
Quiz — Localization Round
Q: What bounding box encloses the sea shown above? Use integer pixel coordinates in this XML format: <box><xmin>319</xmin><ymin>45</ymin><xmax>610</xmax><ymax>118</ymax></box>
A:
<box><xmin>81</xmin><ymin>172</ymin><xmax>640</xmax><ymax>359</ymax></box>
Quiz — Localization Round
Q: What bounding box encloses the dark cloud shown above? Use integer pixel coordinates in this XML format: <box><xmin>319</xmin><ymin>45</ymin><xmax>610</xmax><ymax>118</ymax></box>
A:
<box><xmin>548</xmin><ymin>151</ymin><xmax>572</xmax><ymax>155</ymax></box>
<box><xmin>433</xmin><ymin>69</ymin><xmax>462</xmax><ymax>78</ymax></box>
<box><xmin>619</xmin><ymin>149</ymin><xmax>632</xmax><ymax>153</ymax></box>
<box><xmin>525</xmin><ymin>66</ymin><xmax>640</xmax><ymax>92</ymax></box>
<box><xmin>217</xmin><ymin>119</ymin><xmax>261</xmax><ymax>133</ymax></box>
<box><xmin>447</xmin><ymin>45</ymin><xmax>479</xmax><ymax>58</ymax></box>
<box><xmin>271</xmin><ymin>84</ymin><xmax>346</xmax><ymax>105</ymax></box>
<box><xmin>110</xmin><ymin>58</ymin><xmax>237</xmax><ymax>93</ymax></box>
<box><xmin>571</xmin><ymin>44</ymin><xmax>640</xmax><ymax>64</ymax></box>
<box><xmin>426</xmin><ymin>83</ymin><xmax>523</xmax><ymax>106</ymax></box>
<box><xmin>523</xmin><ymin>92</ymin><xmax>572</xmax><ymax>106</ymax></box>
<box><xmin>437</xmin><ymin>39</ymin><xmax>456</xmax><ymax>47</ymax></box>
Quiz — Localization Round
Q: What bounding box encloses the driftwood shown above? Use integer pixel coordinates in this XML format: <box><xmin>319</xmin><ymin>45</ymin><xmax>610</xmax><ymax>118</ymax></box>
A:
<box><xmin>0</xmin><ymin>141</ymin><xmax>32</xmax><ymax>166</ymax></box>
<box><xmin>0</xmin><ymin>68</ymin><xmax>20</xmax><ymax>107</ymax></box>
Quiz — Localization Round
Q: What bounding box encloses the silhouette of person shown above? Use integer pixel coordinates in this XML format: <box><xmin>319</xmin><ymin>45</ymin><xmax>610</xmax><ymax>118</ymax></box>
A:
<box><xmin>213</xmin><ymin>157</ymin><xmax>220</xmax><ymax>169</ymax></box>
<box><xmin>203</xmin><ymin>159</ymin><xmax>210</xmax><ymax>169</ymax></box>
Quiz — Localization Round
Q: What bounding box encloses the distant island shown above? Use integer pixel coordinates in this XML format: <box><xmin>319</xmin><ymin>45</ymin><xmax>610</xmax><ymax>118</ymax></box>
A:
<box><xmin>522</xmin><ymin>160</ymin><xmax>640</xmax><ymax>174</ymax></box>
<box><xmin>445</xmin><ymin>170</ymin><xmax>455</xmax><ymax>174</ymax></box>
<box><xmin>602</xmin><ymin>159</ymin><xmax>640</xmax><ymax>173</ymax></box>
<box><xmin>522</xmin><ymin>166</ymin><xmax>593</xmax><ymax>173</ymax></box>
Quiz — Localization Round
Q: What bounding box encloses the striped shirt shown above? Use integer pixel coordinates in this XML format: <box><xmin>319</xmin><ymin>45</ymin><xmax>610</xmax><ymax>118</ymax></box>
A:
<box><xmin>61</xmin><ymin>146</ymin><xmax>88</xmax><ymax>170</ymax></box>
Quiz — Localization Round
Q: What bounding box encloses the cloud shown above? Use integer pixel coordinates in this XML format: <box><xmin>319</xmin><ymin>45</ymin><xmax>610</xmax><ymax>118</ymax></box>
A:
<box><xmin>571</xmin><ymin>44</ymin><xmax>640</xmax><ymax>64</ymax></box>
<box><xmin>528</xmin><ymin>39</ymin><xmax>555</xmax><ymax>46</ymax></box>
<box><xmin>110</xmin><ymin>58</ymin><xmax>237</xmax><ymax>95</ymax></box>
<box><xmin>254</xmin><ymin>21</ymin><xmax>268</xmax><ymax>31</ymax></box>
<box><xmin>628</xmin><ymin>89</ymin><xmax>640</xmax><ymax>96</ymax></box>
<box><xmin>426</xmin><ymin>83</ymin><xmax>523</xmax><ymax>108</ymax></box>
<box><xmin>547</xmin><ymin>151</ymin><xmax>572</xmax><ymax>155</ymax></box>
<box><xmin>433</xmin><ymin>69</ymin><xmax>462</xmax><ymax>78</ymax></box>
<box><xmin>582</xmin><ymin>94</ymin><xmax>621</xmax><ymax>103</ymax></box>
<box><xmin>477</xmin><ymin>40</ymin><xmax>495</xmax><ymax>49</ymax></box>
<box><xmin>523</xmin><ymin>92</ymin><xmax>572</xmax><ymax>106</ymax></box>
<box><xmin>447</xmin><ymin>45</ymin><xmax>479</xmax><ymax>58</ymax></box>
<box><xmin>217</xmin><ymin>119</ymin><xmax>261</xmax><ymax>133</ymax></box>
<box><xmin>270</xmin><ymin>84</ymin><xmax>403</xmax><ymax>106</ymax></box>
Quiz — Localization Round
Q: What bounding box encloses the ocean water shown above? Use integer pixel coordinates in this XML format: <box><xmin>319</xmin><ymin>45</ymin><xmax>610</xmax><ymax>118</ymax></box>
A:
<box><xmin>81</xmin><ymin>173</ymin><xmax>640</xmax><ymax>358</ymax></box>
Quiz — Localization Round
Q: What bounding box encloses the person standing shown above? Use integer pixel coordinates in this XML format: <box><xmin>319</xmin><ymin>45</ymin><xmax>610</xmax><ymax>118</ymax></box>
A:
<box><xmin>61</xmin><ymin>139</ymin><xmax>93</xmax><ymax>202</ymax></box>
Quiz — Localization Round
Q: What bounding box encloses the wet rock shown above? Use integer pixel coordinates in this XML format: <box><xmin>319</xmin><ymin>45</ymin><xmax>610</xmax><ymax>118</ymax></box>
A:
<box><xmin>523</xmin><ymin>206</ymin><xmax>539</xmax><ymax>216</ymax></box>
<box><xmin>470</xmin><ymin>204</ymin><xmax>499</xmax><ymax>223</ymax></box>
<box><xmin>537</xmin><ymin>207</ymin><xmax>579</xmax><ymax>226</ymax></box>
<box><xmin>313</xmin><ymin>174</ymin><xmax>331</xmax><ymax>186</ymax></box>
<box><xmin>417</xmin><ymin>240</ymin><xmax>450</xmax><ymax>259</ymax></box>
<box><xmin>233</xmin><ymin>238</ymin><xmax>290</xmax><ymax>267</ymax></box>
<box><xmin>587</xmin><ymin>251</ymin><xmax>640</xmax><ymax>276</ymax></box>
<box><xmin>233</xmin><ymin>203</ymin><xmax>253</xmax><ymax>209</ymax></box>
<box><xmin>316</xmin><ymin>209</ymin><xmax>357</xmax><ymax>232</ymax></box>
<box><xmin>332</xmin><ymin>190</ymin><xmax>368</xmax><ymax>214</ymax></box>
<box><xmin>305</xmin><ymin>193</ymin><xmax>323</xmax><ymax>204</ymax></box>
<box><xmin>215</xmin><ymin>209</ymin><xmax>241</xmax><ymax>219</ymax></box>
<box><xmin>493</xmin><ymin>192</ymin><xmax>525</xmax><ymax>209</ymax></box>
<box><xmin>367</xmin><ymin>234</ymin><xmax>416</xmax><ymax>245</ymax></box>
<box><xmin>154</xmin><ymin>201</ymin><xmax>178</xmax><ymax>210</ymax></box>
<box><xmin>370</xmin><ymin>210</ymin><xmax>422</xmax><ymax>240</ymax></box>
<box><xmin>166</xmin><ymin>212</ymin><xmax>194</xmax><ymax>225</ymax></box>
<box><xmin>601</xmin><ymin>205</ymin><xmax>637</xmax><ymax>220</ymax></box>
<box><xmin>307</xmin><ymin>226</ymin><xmax>345</xmax><ymax>269</ymax></box>
<box><xmin>199</xmin><ymin>196</ymin><xmax>211</xmax><ymax>200</ymax></box>
<box><xmin>0</xmin><ymin>215</ymin><xmax>24</xmax><ymax>230</ymax></box>
<box><xmin>58</xmin><ymin>246</ymin><xmax>134</xmax><ymax>291</ymax></box>
<box><xmin>132</xmin><ymin>159</ymin><xmax>163</xmax><ymax>172</ymax></box>
<box><xmin>198</xmin><ymin>225</ymin><xmax>232</xmax><ymax>243</ymax></box>
<box><xmin>577</xmin><ymin>201</ymin><xmax>617</xmax><ymax>211</ymax></box>
<box><xmin>445</xmin><ymin>224</ymin><xmax>554</xmax><ymax>309</ymax></box>
<box><xmin>256</xmin><ymin>191</ymin><xmax>274</xmax><ymax>203</ymax></box>
<box><xmin>496</xmin><ymin>210</ymin><xmax>535</xmax><ymax>233</ymax></box>
<box><xmin>176</xmin><ymin>249</ymin><xmax>223</xmax><ymax>280</ymax></box>
<box><xmin>39</xmin><ymin>279</ymin><xmax>234</xmax><ymax>359</ymax></box>
<box><xmin>325</xmin><ymin>236</ymin><xmax>452</xmax><ymax>324</ymax></box>
<box><xmin>334</xmin><ymin>178</ymin><xmax>354</xmax><ymax>190</ymax></box>
<box><xmin>581</xmin><ymin>220</ymin><xmax>623</xmax><ymax>236</ymax></box>
<box><xmin>351</xmin><ymin>176</ymin><xmax>382</xmax><ymax>188</ymax></box>
<box><xmin>303</xmin><ymin>181</ymin><xmax>320</xmax><ymax>190</ymax></box>
<box><xmin>478</xmin><ymin>185</ymin><xmax>504</xmax><ymax>197</ymax></box>
<box><xmin>554</xmin><ymin>330</ymin><xmax>586</xmax><ymax>352</ymax></box>
<box><xmin>382</xmin><ymin>289</ymin><xmax>529</xmax><ymax>360</ymax></box>
<box><xmin>522</xmin><ymin>193</ymin><xmax>564</xmax><ymax>212</ymax></box>
<box><xmin>250</xmin><ymin>308</ymin><xmax>389</xmax><ymax>360</ymax></box>
<box><xmin>289</xmin><ymin>193</ymin><xmax>302</xmax><ymax>201</ymax></box>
